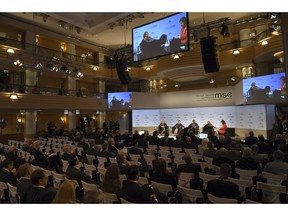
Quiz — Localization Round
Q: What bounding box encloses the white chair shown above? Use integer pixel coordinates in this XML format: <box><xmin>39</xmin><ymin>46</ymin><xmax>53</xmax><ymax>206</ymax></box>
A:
<box><xmin>256</xmin><ymin>181</ymin><xmax>286</xmax><ymax>203</ymax></box>
<box><xmin>61</xmin><ymin>159</ymin><xmax>69</xmax><ymax>172</ymax></box>
<box><xmin>151</xmin><ymin>180</ymin><xmax>173</xmax><ymax>197</ymax></box>
<box><xmin>101</xmin><ymin>190</ymin><xmax>119</xmax><ymax>203</ymax></box>
<box><xmin>83</xmin><ymin>163</ymin><xmax>97</xmax><ymax>178</ymax></box>
<box><xmin>120</xmin><ymin>197</ymin><xmax>133</xmax><ymax>204</ymax></box>
<box><xmin>138</xmin><ymin>176</ymin><xmax>149</xmax><ymax>185</ymax></box>
<box><xmin>52</xmin><ymin>171</ymin><xmax>65</xmax><ymax>189</ymax></box>
<box><xmin>97</xmin><ymin>167</ymin><xmax>106</xmax><ymax>182</ymax></box>
<box><xmin>97</xmin><ymin>157</ymin><xmax>108</xmax><ymax>168</ymax></box>
<box><xmin>228</xmin><ymin>178</ymin><xmax>252</xmax><ymax>198</ymax></box>
<box><xmin>203</xmin><ymin>156</ymin><xmax>214</xmax><ymax>166</ymax></box>
<box><xmin>199</xmin><ymin>172</ymin><xmax>219</xmax><ymax>189</ymax></box>
<box><xmin>177</xmin><ymin>185</ymin><xmax>203</xmax><ymax>203</ymax></box>
<box><xmin>7</xmin><ymin>183</ymin><xmax>18</xmax><ymax>204</ymax></box>
<box><xmin>143</xmin><ymin>154</ymin><xmax>155</xmax><ymax>167</ymax></box>
<box><xmin>261</xmin><ymin>171</ymin><xmax>286</xmax><ymax>185</ymax></box>
<box><xmin>81</xmin><ymin>180</ymin><xmax>98</xmax><ymax>194</ymax></box>
<box><xmin>129</xmin><ymin>154</ymin><xmax>141</xmax><ymax>162</ymax></box>
<box><xmin>0</xmin><ymin>182</ymin><xmax>8</xmax><ymax>200</ymax></box>
<box><xmin>245</xmin><ymin>199</ymin><xmax>261</xmax><ymax>204</ymax></box>
<box><xmin>235</xmin><ymin>168</ymin><xmax>257</xmax><ymax>184</ymax></box>
<box><xmin>207</xmin><ymin>193</ymin><xmax>238</xmax><ymax>204</ymax></box>
<box><xmin>178</xmin><ymin>172</ymin><xmax>194</xmax><ymax>188</ymax></box>
<box><xmin>86</xmin><ymin>154</ymin><xmax>96</xmax><ymax>165</ymax></box>
<box><xmin>120</xmin><ymin>174</ymin><xmax>127</xmax><ymax>188</ymax></box>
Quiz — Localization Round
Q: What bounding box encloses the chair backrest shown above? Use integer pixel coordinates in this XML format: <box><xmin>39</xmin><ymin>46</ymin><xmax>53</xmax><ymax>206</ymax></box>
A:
<box><xmin>101</xmin><ymin>190</ymin><xmax>119</xmax><ymax>204</ymax></box>
<box><xmin>177</xmin><ymin>185</ymin><xmax>203</xmax><ymax>203</ymax></box>
<box><xmin>199</xmin><ymin>173</ymin><xmax>219</xmax><ymax>189</ymax></box>
<box><xmin>151</xmin><ymin>180</ymin><xmax>173</xmax><ymax>196</ymax></box>
<box><xmin>83</xmin><ymin>163</ymin><xmax>97</xmax><ymax>178</ymax></box>
<box><xmin>235</xmin><ymin>168</ymin><xmax>257</xmax><ymax>184</ymax></box>
<box><xmin>178</xmin><ymin>172</ymin><xmax>194</xmax><ymax>188</ymax></box>
<box><xmin>0</xmin><ymin>182</ymin><xmax>8</xmax><ymax>200</ymax></box>
<box><xmin>62</xmin><ymin>159</ymin><xmax>69</xmax><ymax>172</ymax></box>
<box><xmin>129</xmin><ymin>154</ymin><xmax>140</xmax><ymax>162</ymax></box>
<box><xmin>97</xmin><ymin>157</ymin><xmax>108</xmax><ymax>168</ymax></box>
<box><xmin>228</xmin><ymin>177</ymin><xmax>252</xmax><ymax>198</ymax></box>
<box><xmin>138</xmin><ymin>177</ymin><xmax>149</xmax><ymax>185</ymax></box>
<box><xmin>120</xmin><ymin>197</ymin><xmax>133</xmax><ymax>204</ymax></box>
<box><xmin>203</xmin><ymin>156</ymin><xmax>214</xmax><ymax>166</ymax></box>
<box><xmin>52</xmin><ymin>171</ymin><xmax>65</xmax><ymax>189</ymax></box>
<box><xmin>7</xmin><ymin>183</ymin><xmax>18</xmax><ymax>204</ymax></box>
<box><xmin>81</xmin><ymin>180</ymin><xmax>98</xmax><ymax>194</ymax></box>
<box><xmin>245</xmin><ymin>199</ymin><xmax>261</xmax><ymax>204</ymax></box>
<box><xmin>256</xmin><ymin>181</ymin><xmax>286</xmax><ymax>203</ymax></box>
<box><xmin>261</xmin><ymin>171</ymin><xmax>286</xmax><ymax>185</ymax></box>
<box><xmin>86</xmin><ymin>154</ymin><xmax>96</xmax><ymax>165</ymax></box>
<box><xmin>207</xmin><ymin>193</ymin><xmax>238</xmax><ymax>204</ymax></box>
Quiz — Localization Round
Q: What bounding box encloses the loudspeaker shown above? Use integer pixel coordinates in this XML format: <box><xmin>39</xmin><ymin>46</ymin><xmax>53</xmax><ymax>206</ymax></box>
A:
<box><xmin>200</xmin><ymin>36</ymin><xmax>220</xmax><ymax>73</ymax></box>
<box><xmin>116</xmin><ymin>59</ymin><xmax>131</xmax><ymax>84</ymax></box>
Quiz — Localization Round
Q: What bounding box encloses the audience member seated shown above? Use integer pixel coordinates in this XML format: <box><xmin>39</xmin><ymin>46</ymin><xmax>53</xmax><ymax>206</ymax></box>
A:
<box><xmin>121</xmin><ymin>165</ymin><xmax>157</xmax><ymax>203</ymax></box>
<box><xmin>174</xmin><ymin>153</ymin><xmax>201</xmax><ymax>179</ymax></box>
<box><xmin>207</xmin><ymin>131</ymin><xmax>219</xmax><ymax>148</ymax></box>
<box><xmin>128</xmin><ymin>140</ymin><xmax>148</xmax><ymax>176</ymax></box>
<box><xmin>62</xmin><ymin>144</ymin><xmax>75</xmax><ymax>161</ymax></box>
<box><xmin>77</xmin><ymin>136</ymin><xmax>90</xmax><ymax>152</ymax></box>
<box><xmin>250</xmin><ymin>144</ymin><xmax>266</xmax><ymax>164</ymax></box>
<box><xmin>202</xmin><ymin>121</ymin><xmax>215</xmax><ymax>135</ymax></box>
<box><xmin>5</xmin><ymin>146</ymin><xmax>26</xmax><ymax>169</ymax></box>
<box><xmin>205</xmin><ymin>163</ymin><xmax>240</xmax><ymax>199</ymax></box>
<box><xmin>24</xmin><ymin>169</ymin><xmax>56</xmax><ymax>203</ymax></box>
<box><xmin>236</xmin><ymin>149</ymin><xmax>260</xmax><ymax>170</ymax></box>
<box><xmin>212</xmin><ymin>148</ymin><xmax>236</xmax><ymax>176</ymax></box>
<box><xmin>257</xmin><ymin>134</ymin><xmax>273</xmax><ymax>155</ymax></box>
<box><xmin>150</xmin><ymin>158</ymin><xmax>177</xmax><ymax>192</ymax></box>
<box><xmin>82</xmin><ymin>190</ymin><xmax>105</xmax><ymax>204</ymax></box>
<box><xmin>107</xmin><ymin>137</ymin><xmax>118</xmax><ymax>157</ymax></box>
<box><xmin>0</xmin><ymin>159</ymin><xmax>18</xmax><ymax>186</ymax></box>
<box><xmin>17</xmin><ymin>163</ymin><xmax>33</xmax><ymax>203</ymax></box>
<box><xmin>66</xmin><ymin>155</ymin><xmax>93</xmax><ymax>187</ymax></box>
<box><xmin>148</xmin><ymin>131</ymin><xmax>160</xmax><ymax>147</ymax></box>
<box><xmin>116</xmin><ymin>152</ymin><xmax>131</xmax><ymax>175</ymax></box>
<box><xmin>198</xmin><ymin>138</ymin><xmax>210</xmax><ymax>154</ymax></box>
<box><xmin>183</xmin><ymin>136</ymin><xmax>199</xmax><ymax>154</ymax></box>
<box><xmin>137</xmin><ymin>134</ymin><xmax>149</xmax><ymax>154</ymax></box>
<box><xmin>95</xmin><ymin>142</ymin><xmax>114</xmax><ymax>164</ymax></box>
<box><xmin>52</xmin><ymin>180</ymin><xmax>78</xmax><ymax>204</ymax></box>
<box><xmin>274</xmin><ymin>133</ymin><xmax>285</xmax><ymax>151</ymax></box>
<box><xmin>216</xmin><ymin>135</ymin><xmax>230</xmax><ymax>150</ymax></box>
<box><xmin>263</xmin><ymin>150</ymin><xmax>288</xmax><ymax>175</ymax></box>
<box><xmin>99</xmin><ymin>163</ymin><xmax>121</xmax><ymax>198</ymax></box>
<box><xmin>244</xmin><ymin>131</ymin><xmax>259</xmax><ymax>148</ymax></box>
<box><xmin>225</xmin><ymin>141</ymin><xmax>242</xmax><ymax>161</ymax></box>
<box><xmin>158</xmin><ymin>120</ymin><xmax>169</xmax><ymax>135</ymax></box>
<box><xmin>29</xmin><ymin>140</ymin><xmax>49</xmax><ymax>168</ymax></box>
<box><xmin>203</xmin><ymin>141</ymin><xmax>220</xmax><ymax>159</ymax></box>
<box><xmin>170</xmin><ymin>135</ymin><xmax>184</xmax><ymax>151</ymax></box>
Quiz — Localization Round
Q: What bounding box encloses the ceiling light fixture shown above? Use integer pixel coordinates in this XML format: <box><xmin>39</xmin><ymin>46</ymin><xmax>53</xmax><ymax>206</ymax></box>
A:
<box><xmin>10</xmin><ymin>92</ymin><xmax>18</xmax><ymax>101</ymax></box>
<box><xmin>231</xmin><ymin>77</ymin><xmax>236</xmax><ymax>81</ymax></box>
<box><xmin>7</xmin><ymin>48</ymin><xmax>15</xmax><ymax>55</ymax></box>
<box><xmin>145</xmin><ymin>67</ymin><xmax>151</xmax><ymax>71</ymax></box>
<box><xmin>261</xmin><ymin>40</ymin><xmax>268</xmax><ymax>46</ymax></box>
<box><xmin>93</xmin><ymin>66</ymin><xmax>98</xmax><ymax>71</ymax></box>
<box><xmin>210</xmin><ymin>79</ymin><xmax>214</xmax><ymax>84</ymax></box>
<box><xmin>233</xmin><ymin>49</ymin><xmax>240</xmax><ymax>55</ymax></box>
<box><xmin>174</xmin><ymin>84</ymin><xmax>179</xmax><ymax>88</ymax></box>
<box><xmin>173</xmin><ymin>54</ymin><xmax>180</xmax><ymax>59</ymax></box>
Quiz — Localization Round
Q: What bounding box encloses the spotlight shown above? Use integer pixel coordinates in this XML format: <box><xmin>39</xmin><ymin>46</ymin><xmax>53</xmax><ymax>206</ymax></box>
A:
<box><xmin>210</xmin><ymin>79</ymin><xmax>214</xmax><ymax>84</ymax></box>
<box><xmin>174</xmin><ymin>84</ymin><xmax>179</xmax><ymax>88</ymax></box>
<box><xmin>10</xmin><ymin>92</ymin><xmax>18</xmax><ymax>101</ymax></box>
<box><xmin>261</xmin><ymin>40</ymin><xmax>268</xmax><ymax>46</ymax></box>
<box><xmin>231</xmin><ymin>77</ymin><xmax>236</xmax><ymax>81</ymax></box>
<box><xmin>173</xmin><ymin>54</ymin><xmax>180</xmax><ymax>59</ymax></box>
<box><xmin>249</xmin><ymin>29</ymin><xmax>257</xmax><ymax>37</ymax></box>
<box><xmin>93</xmin><ymin>66</ymin><xmax>98</xmax><ymax>71</ymax></box>
<box><xmin>14</xmin><ymin>60</ymin><xmax>23</xmax><ymax>67</ymax></box>
<box><xmin>145</xmin><ymin>67</ymin><xmax>151</xmax><ymax>71</ymax></box>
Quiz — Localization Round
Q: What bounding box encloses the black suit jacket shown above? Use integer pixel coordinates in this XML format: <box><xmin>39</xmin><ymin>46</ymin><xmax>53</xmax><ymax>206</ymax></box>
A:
<box><xmin>29</xmin><ymin>147</ymin><xmax>49</xmax><ymax>168</ymax></box>
<box><xmin>121</xmin><ymin>181</ymin><xmax>152</xmax><ymax>203</ymax></box>
<box><xmin>0</xmin><ymin>168</ymin><xmax>18</xmax><ymax>186</ymax></box>
<box><xmin>212</xmin><ymin>156</ymin><xmax>236</xmax><ymax>173</ymax></box>
<box><xmin>17</xmin><ymin>178</ymin><xmax>33</xmax><ymax>203</ymax></box>
<box><xmin>66</xmin><ymin>166</ymin><xmax>92</xmax><ymax>186</ymax></box>
<box><xmin>206</xmin><ymin>177</ymin><xmax>240</xmax><ymax>199</ymax></box>
<box><xmin>23</xmin><ymin>186</ymin><xmax>55</xmax><ymax>203</ymax></box>
<box><xmin>128</xmin><ymin>146</ymin><xmax>144</xmax><ymax>159</ymax></box>
<box><xmin>150</xmin><ymin>172</ymin><xmax>177</xmax><ymax>192</ymax></box>
<box><xmin>236</xmin><ymin>157</ymin><xmax>260</xmax><ymax>170</ymax></box>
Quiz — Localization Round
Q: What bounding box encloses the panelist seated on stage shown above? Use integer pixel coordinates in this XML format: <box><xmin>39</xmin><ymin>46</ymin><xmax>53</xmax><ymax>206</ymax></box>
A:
<box><xmin>173</xmin><ymin>119</ymin><xmax>185</xmax><ymax>135</ymax></box>
<box><xmin>202</xmin><ymin>121</ymin><xmax>215</xmax><ymax>135</ymax></box>
<box><xmin>158</xmin><ymin>120</ymin><xmax>169</xmax><ymax>135</ymax></box>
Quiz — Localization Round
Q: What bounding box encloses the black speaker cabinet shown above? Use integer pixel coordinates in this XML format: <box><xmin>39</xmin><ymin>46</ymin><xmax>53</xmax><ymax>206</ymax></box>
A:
<box><xmin>200</xmin><ymin>36</ymin><xmax>220</xmax><ymax>73</ymax></box>
<box><xmin>116</xmin><ymin>59</ymin><xmax>131</xmax><ymax>84</ymax></box>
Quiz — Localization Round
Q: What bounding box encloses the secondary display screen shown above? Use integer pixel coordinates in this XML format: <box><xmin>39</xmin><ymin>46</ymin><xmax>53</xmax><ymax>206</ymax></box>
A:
<box><xmin>132</xmin><ymin>12</ymin><xmax>189</xmax><ymax>62</ymax></box>
<box><xmin>108</xmin><ymin>92</ymin><xmax>132</xmax><ymax>110</ymax></box>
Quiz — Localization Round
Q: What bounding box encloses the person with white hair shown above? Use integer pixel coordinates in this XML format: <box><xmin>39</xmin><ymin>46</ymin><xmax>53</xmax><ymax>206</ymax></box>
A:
<box><xmin>264</xmin><ymin>150</ymin><xmax>288</xmax><ymax>175</ymax></box>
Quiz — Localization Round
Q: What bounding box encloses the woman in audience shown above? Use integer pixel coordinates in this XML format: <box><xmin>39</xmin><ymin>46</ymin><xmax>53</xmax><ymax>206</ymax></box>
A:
<box><xmin>52</xmin><ymin>180</ymin><xmax>78</xmax><ymax>204</ymax></box>
<box><xmin>150</xmin><ymin>158</ymin><xmax>177</xmax><ymax>192</ymax></box>
<box><xmin>99</xmin><ymin>163</ymin><xmax>122</xmax><ymax>196</ymax></box>
<box><xmin>82</xmin><ymin>190</ymin><xmax>105</xmax><ymax>204</ymax></box>
<box><xmin>116</xmin><ymin>152</ymin><xmax>131</xmax><ymax>175</ymax></box>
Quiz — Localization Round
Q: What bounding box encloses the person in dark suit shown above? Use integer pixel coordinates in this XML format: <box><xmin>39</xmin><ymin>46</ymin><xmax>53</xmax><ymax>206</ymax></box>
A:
<box><xmin>61</xmin><ymin>144</ymin><xmax>76</xmax><ymax>161</ymax></box>
<box><xmin>116</xmin><ymin>152</ymin><xmax>131</xmax><ymax>175</ymax></box>
<box><xmin>5</xmin><ymin>146</ymin><xmax>25</xmax><ymax>169</ymax></box>
<box><xmin>158</xmin><ymin>120</ymin><xmax>169</xmax><ymax>135</ymax></box>
<box><xmin>29</xmin><ymin>140</ymin><xmax>49</xmax><ymax>168</ymax></box>
<box><xmin>128</xmin><ymin>140</ymin><xmax>148</xmax><ymax>176</ymax></box>
<box><xmin>137</xmin><ymin>134</ymin><xmax>149</xmax><ymax>154</ymax></box>
<box><xmin>66</xmin><ymin>155</ymin><xmax>92</xmax><ymax>187</ymax></box>
<box><xmin>150</xmin><ymin>158</ymin><xmax>178</xmax><ymax>192</ymax></box>
<box><xmin>174</xmin><ymin>153</ymin><xmax>201</xmax><ymax>179</ymax></box>
<box><xmin>17</xmin><ymin>163</ymin><xmax>33</xmax><ymax>203</ymax></box>
<box><xmin>212</xmin><ymin>147</ymin><xmax>236</xmax><ymax>175</ymax></box>
<box><xmin>24</xmin><ymin>169</ymin><xmax>56</xmax><ymax>203</ymax></box>
<box><xmin>0</xmin><ymin>159</ymin><xmax>18</xmax><ymax>186</ymax></box>
<box><xmin>107</xmin><ymin>137</ymin><xmax>118</xmax><ymax>157</ymax></box>
<box><xmin>203</xmin><ymin>141</ymin><xmax>220</xmax><ymax>159</ymax></box>
<box><xmin>236</xmin><ymin>149</ymin><xmax>260</xmax><ymax>170</ymax></box>
<box><xmin>148</xmin><ymin>131</ymin><xmax>160</xmax><ymax>147</ymax></box>
<box><xmin>121</xmin><ymin>165</ymin><xmax>157</xmax><ymax>203</ymax></box>
<box><xmin>244</xmin><ymin>131</ymin><xmax>259</xmax><ymax>147</ymax></box>
<box><xmin>205</xmin><ymin>163</ymin><xmax>240</xmax><ymax>199</ymax></box>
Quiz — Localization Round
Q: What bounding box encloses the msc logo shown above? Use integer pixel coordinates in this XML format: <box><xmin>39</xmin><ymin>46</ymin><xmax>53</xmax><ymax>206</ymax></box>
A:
<box><xmin>215</xmin><ymin>92</ymin><xmax>232</xmax><ymax>98</ymax></box>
